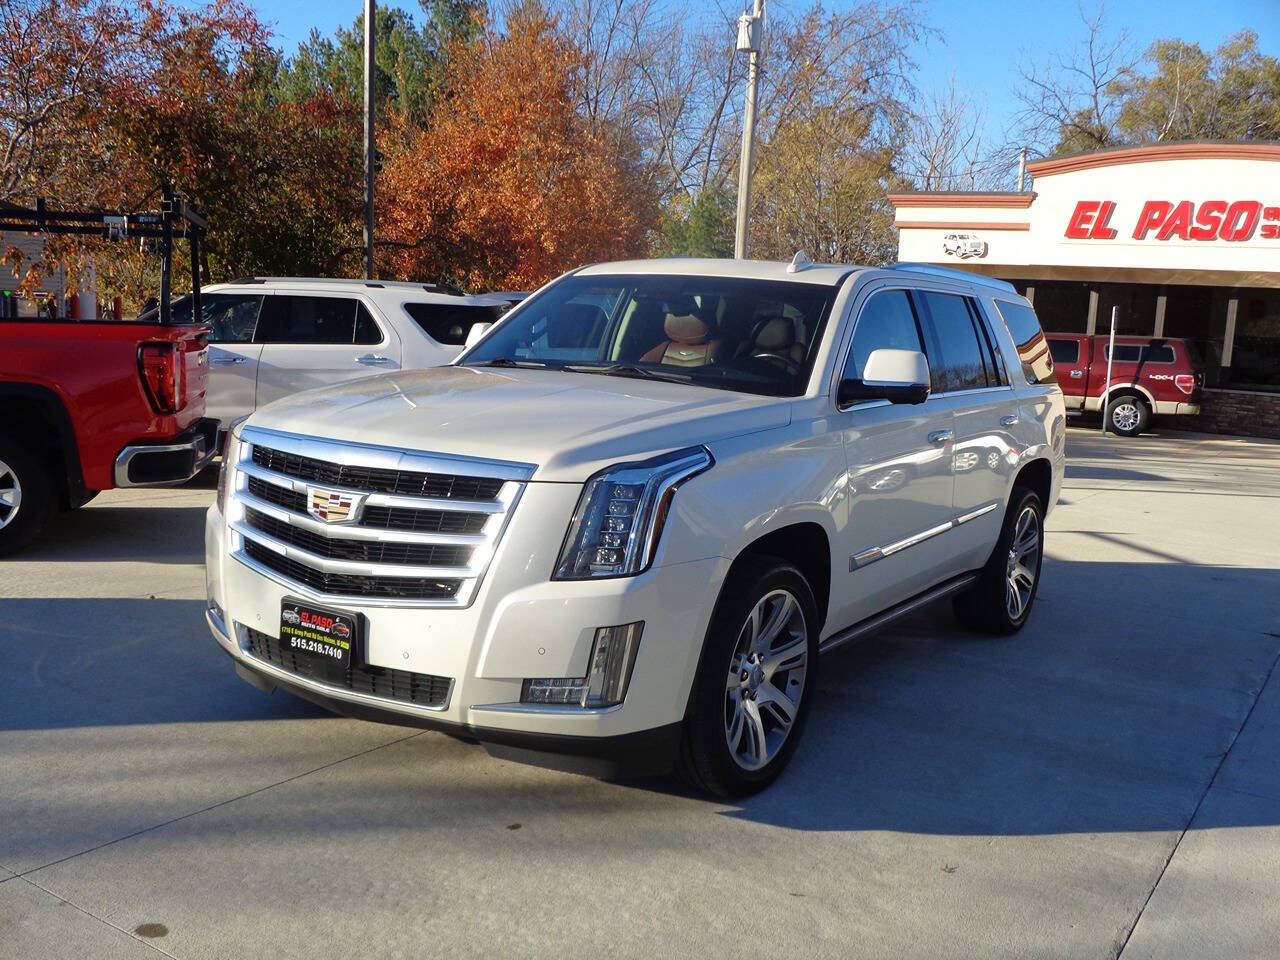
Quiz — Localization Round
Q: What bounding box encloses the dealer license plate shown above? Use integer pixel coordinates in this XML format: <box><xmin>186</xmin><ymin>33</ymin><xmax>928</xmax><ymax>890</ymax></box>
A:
<box><xmin>279</xmin><ymin>599</ymin><xmax>358</xmax><ymax>682</ymax></box>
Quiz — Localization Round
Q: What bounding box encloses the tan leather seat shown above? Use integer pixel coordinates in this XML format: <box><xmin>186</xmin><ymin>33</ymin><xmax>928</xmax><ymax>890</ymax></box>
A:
<box><xmin>640</xmin><ymin>313</ymin><xmax>721</xmax><ymax>367</ymax></box>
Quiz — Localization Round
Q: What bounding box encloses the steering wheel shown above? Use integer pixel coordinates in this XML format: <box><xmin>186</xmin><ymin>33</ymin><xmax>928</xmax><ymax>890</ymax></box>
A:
<box><xmin>750</xmin><ymin>351</ymin><xmax>801</xmax><ymax>375</ymax></box>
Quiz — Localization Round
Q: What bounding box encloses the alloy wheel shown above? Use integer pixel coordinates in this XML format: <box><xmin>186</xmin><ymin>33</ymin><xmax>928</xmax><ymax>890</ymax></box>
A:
<box><xmin>1005</xmin><ymin>505</ymin><xmax>1040</xmax><ymax>620</ymax></box>
<box><xmin>724</xmin><ymin>589</ymin><xmax>808</xmax><ymax>771</ymax></box>
<box><xmin>1111</xmin><ymin>402</ymin><xmax>1141</xmax><ymax>433</ymax></box>
<box><xmin>0</xmin><ymin>458</ymin><xmax>21</xmax><ymax>530</ymax></box>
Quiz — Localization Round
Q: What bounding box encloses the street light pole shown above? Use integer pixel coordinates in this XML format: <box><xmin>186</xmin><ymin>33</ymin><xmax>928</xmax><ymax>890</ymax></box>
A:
<box><xmin>363</xmin><ymin>0</ymin><xmax>376</xmax><ymax>279</ymax></box>
<box><xmin>733</xmin><ymin>0</ymin><xmax>764</xmax><ymax>260</ymax></box>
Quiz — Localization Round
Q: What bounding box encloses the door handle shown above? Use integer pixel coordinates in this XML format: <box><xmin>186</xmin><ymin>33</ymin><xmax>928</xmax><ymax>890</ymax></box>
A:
<box><xmin>210</xmin><ymin>356</ymin><xmax>246</xmax><ymax>365</ymax></box>
<box><xmin>927</xmin><ymin>430</ymin><xmax>953</xmax><ymax>444</ymax></box>
<box><xmin>999</xmin><ymin>415</ymin><xmax>1019</xmax><ymax>427</ymax></box>
<box><xmin>1069</xmin><ymin>370</ymin><xmax>1084</xmax><ymax>378</ymax></box>
<box><xmin>356</xmin><ymin>354</ymin><xmax>393</xmax><ymax>365</ymax></box>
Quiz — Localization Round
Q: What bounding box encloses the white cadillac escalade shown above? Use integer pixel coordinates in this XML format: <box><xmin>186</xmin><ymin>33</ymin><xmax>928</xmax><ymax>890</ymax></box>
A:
<box><xmin>205</xmin><ymin>257</ymin><xmax>1066</xmax><ymax>797</ymax></box>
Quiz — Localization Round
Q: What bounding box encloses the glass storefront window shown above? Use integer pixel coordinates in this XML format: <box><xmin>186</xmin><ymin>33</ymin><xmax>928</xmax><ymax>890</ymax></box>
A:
<box><xmin>1023</xmin><ymin>280</ymin><xmax>1091</xmax><ymax>333</ymax></box>
<box><xmin>1228</xmin><ymin>289</ymin><xmax>1280</xmax><ymax>392</ymax></box>
<box><xmin>1096</xmin><ymin>283</ymin><xmax>1159</xmax><ymax>336</ymax></box>
<box><xmin>1163</xmin><ymin>285</ymin><xmax>1231</xmax><ymax>387</ymax></box>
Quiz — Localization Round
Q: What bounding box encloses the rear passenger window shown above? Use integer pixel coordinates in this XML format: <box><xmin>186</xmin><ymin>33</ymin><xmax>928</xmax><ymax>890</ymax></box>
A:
<box><xmin>916</xmin><ymin>292</ymin><xmax>990</xmax><ymax>393</ymax></box>
<box><xmin>404</xmin><ymin>302</ymin><xmax>504</xmax><ymax>346</ymax></box>
<box><xmin>995</xmin><ymin>299</ymin><xmax>1056</xmax><ymax>385</ymax></box>
<box><xmin>1049</xmin><ymin>339</ymin><xmax>1080</xmax><ymax>364</ymax></box>
<box><xmin>1105</xmin><ymin>343</ymin><xmax>1176</xmax><ymax>364</ymax></box>
<box><xmin>844</xmin><ymin>290</ymin><xmax>923</xmax><ymax>381</ymax></box>
<box><xmin>257</xmin><ymin>296</ymin><xmax>367</xmax><ymax>344</ymax></box>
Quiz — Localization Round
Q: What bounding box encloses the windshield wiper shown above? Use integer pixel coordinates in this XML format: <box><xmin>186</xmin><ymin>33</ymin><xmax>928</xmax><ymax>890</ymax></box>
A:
<box><xmin>472</xmin><ymin>357</ymin><xmax>560</xmax><ymax>369</ymax></box>
<box><xmin>563</xmin><ymin>362</ymin><xmax>694</xmax><ymax>384</ymax></box>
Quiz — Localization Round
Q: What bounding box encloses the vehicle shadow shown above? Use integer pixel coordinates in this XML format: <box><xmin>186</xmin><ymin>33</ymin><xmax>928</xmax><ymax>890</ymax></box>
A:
<box><xmin>0</xmin><ymin>597</ymin><xmax>328</xmax><ymax>728</ymax></box>
<box><xmin>709</xmin><ymin>556</ymin><xmax>1280</xmax><ymax>834</ymax></box>
<box><xmin>3</xmin><ymin>559</ymin><xmax>1278</xmax><ymax>840</ymax></box>
<box><xmin>20</xmin><ymin>503</ymin><xmax>209</xmax><ymax>564</ymax></box>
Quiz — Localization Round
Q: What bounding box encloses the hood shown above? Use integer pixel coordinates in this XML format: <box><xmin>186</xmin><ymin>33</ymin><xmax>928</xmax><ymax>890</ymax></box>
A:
<box><xmin>246</xmin><ymin>366</ymin><xmax>792</xmax><ymax>481</ymax></box>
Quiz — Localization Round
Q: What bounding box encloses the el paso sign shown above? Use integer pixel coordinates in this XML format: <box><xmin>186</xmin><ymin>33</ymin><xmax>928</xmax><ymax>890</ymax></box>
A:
<box><xmin>1065</xmin><ymin>199</ymin><xmax>1280</xmax><ymax>242</ymax></box>
<box><xmin>891</xmin><ymin>144</ymin><xmax>1280</xmax><ymax>282</ymax></box>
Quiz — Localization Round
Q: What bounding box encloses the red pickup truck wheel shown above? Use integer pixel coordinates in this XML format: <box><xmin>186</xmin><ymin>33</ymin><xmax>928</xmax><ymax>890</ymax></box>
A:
<box><xmin>1105</xmin><ymin>394</ymin><xmax>1150</xmax><ymax>437</ymax></box>
<box><xmin>0</xmin><ymin>436</ymin><xmax>55</xmax><ymax>556</ymax></box>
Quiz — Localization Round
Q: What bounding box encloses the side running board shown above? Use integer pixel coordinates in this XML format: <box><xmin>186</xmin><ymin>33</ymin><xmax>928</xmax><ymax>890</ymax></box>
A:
<box><xmin>818</xmin><ymin>572</ymin><xmax>979</xmax><ymax>655</ymax></box>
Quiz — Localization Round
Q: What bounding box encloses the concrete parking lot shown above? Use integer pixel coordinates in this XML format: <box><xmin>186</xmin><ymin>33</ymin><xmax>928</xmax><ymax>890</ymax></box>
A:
<box><xmin>2</xmin><ymin>427</ymin><xmax>1279</xmax><ymax>959</ymax></box>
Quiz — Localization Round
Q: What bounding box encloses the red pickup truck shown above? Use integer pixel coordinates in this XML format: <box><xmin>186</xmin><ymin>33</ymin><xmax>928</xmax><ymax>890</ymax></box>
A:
<box><xmin>1044</xmin><ymin>334</ymin><xmax>1204</xmax><ymax>436</ymax></box>
<box><xmin>0</xmin><ymin>318</ymin><xmax>217</xmax><ymax>554</ymax></box>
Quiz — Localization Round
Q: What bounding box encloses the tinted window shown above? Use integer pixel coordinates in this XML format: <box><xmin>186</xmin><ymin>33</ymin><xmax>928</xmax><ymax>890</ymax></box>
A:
<box><xmin>354</xmin><ymin>303</ymin><xmax>383</xmax><ymax>345</ymax></box>
<box><xmin>968</xmin><ymin>299</ymin><xmax>1009</xmax><ymax>386</ymax></box>
<box><xmin>917</xmin><ymin>292</ymin><xmax>989</xmax><ymax>392</ymax></box>
<box><xmin>995</xmin><ymin>299</ymin><xmax>1055</xmax><ymax>385</ymax></box>
<box><xmin>169</xmin><ymin>293</ymin><xmax>262</xmax><ymax>342</ymax></box>
<box><xmin>404</xmin><ymin>302</ymin><xmax>505</xmax><ymax>346</ymax></box>
<box><xmin>257</xmin><ymin>296</ymin><xmax>363</xmax><ymax>344</ymax></box>
<box><xmin>1105</xmin><ymin>343</ymin><xmax>1176</xmax><ymax>364</ymax></box>
<box><xmin>463</xmin><ymin>274</ymin><xmax>838</xmax><ymax>397</ymax></box>
<box><xmin>844</xmin><ymin>290</ymin><xmax>923</xmax><ymax>380</ymax></box>
<box><xmin>1048</xmin><ymin>339</ymin><xmax>1080</xmax><ymax>364</ymax></box>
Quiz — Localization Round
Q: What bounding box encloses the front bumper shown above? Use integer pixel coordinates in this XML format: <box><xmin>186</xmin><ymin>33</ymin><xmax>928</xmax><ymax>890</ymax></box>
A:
<box><xmin>205</xmin><ymin>498</ymin><xmax>726</xmax><ymax>775</ymax></box>
<box><xmin>115</xmin><ymin>417</ymin><xmax>218</xmax><ymax>487</ymax></box>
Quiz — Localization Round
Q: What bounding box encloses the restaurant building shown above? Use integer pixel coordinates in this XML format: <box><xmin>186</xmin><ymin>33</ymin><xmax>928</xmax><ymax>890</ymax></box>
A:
<box><xmin>889</xmin><ymin>142</ymin><xmax>1280</xmax><ymax>437</ymax></box>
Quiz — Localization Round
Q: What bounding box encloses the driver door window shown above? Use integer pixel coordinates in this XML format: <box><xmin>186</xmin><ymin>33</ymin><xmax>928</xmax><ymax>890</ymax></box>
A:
<box><xmin>842</xmin><ymin>289</ymin><xmax>924</xmax><ymax>382</ymax></box>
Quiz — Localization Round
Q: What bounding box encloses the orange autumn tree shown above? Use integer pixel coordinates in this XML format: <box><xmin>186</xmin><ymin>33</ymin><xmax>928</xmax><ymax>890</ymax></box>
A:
<box><xmin>379</xmin><ymin>3</ymin><xmax>655</xmax><ymax>291</ymax></box>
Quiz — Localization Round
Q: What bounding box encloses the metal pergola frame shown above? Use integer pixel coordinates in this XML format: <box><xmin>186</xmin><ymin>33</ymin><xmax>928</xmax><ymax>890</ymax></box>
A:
<box><xmin>0</xmin><ymin>186</ymin><xmax>207</xmax><ymax>324</ymax></box>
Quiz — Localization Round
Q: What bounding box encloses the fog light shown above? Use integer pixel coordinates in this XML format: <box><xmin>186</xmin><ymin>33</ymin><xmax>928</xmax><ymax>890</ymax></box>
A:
<box><xmin>522</xmin><ymin>621</ymin><xmax>644</xmax><ymax>708</ymax></box>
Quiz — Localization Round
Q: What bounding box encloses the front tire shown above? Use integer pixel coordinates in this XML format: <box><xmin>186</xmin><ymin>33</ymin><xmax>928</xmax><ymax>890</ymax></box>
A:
<box><xmin>953</xmin><ymin>487</ymin><xmax>1045</xmax><ymax>634</ymax></box>
<box><xmin>0</xmin><ymin>435</ymin><xmax>56</xmax><ymax>557</ymax></box>
<box><xmin>1106</xmin><ymin>394</ymin><xmax>1150</xmax><ymax>437</ymax></box>
<box><xmin>678</xmin><ymin>556</ymin><xmax>819</xmax><ymax>798</ymax></box>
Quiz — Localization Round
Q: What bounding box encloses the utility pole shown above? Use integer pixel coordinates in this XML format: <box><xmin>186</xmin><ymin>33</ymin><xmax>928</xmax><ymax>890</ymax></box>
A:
<box><xmin>733</xmin><ymin>0</ymin><xmax>764</xmax><ymax>260</ymax></box>
<box><xmin>1017</xmin><ymin>146</ymin><xmax>1028</xmax><ymax>193</ymax></box>
<box><xmin>363</xmin><ymin>0</ymin><xmax>376</xmax><ymax>279</ymax></box>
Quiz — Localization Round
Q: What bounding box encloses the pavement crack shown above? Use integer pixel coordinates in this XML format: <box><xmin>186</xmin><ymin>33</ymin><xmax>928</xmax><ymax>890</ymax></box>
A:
<box><xmin>1115</xmin><ymin>640</ymin><xmax>1280</xmax><ymax>959</ymax></box>
<box><xmin>17</xmin><ymin>731</ymin><xmax>426</xmax><ymax>880</ymax></box>
<box><xmin>17</xmin><ymin>875</ymin><xmax>181</xmax><ymax>959</ymax></box>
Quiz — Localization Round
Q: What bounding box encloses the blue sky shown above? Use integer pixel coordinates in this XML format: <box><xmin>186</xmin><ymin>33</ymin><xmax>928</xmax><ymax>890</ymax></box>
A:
<box><xmin>251</xmin><ymin>0</ymin><xmax>1279</xmax><ymax>142</ymax></box>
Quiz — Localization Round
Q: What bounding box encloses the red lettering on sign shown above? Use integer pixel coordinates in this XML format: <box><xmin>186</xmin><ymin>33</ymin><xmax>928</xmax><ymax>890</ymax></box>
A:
<box><xmin>1133</xmin><ymin>201</ymin><xmax>1173</xmax><ymax>240</ymax></box>
<box><xmin>1092</xmin><ymin>200</ymin><xmax>1117</xmax><ymax>238</ymax></box>
<box><xmin>1065</xmin><ymin>200</ymin><xmax>1099</xmax><ymax>239</ymax></box>
<box><xmin>1156</xmin><ymin>200</ymin><xmax>1193</xmax><ymax>241</ymax></box>
<box><xmin>1221</xmin><ymin>200</ymin><xmax>1262</xmax><ymax>241</ymax></box>
<box><xmin>1189</xmin><ymin>200</ymin><xmax>1227</xmax><ymax>240</ymax></box>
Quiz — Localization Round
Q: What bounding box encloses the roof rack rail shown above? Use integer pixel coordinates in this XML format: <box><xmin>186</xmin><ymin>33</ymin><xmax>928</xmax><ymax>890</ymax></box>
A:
<box><xmin>223</xmin><ymin>276</ymin><xmax>468</xmax><ymax>297</ymax></box>
<box><xmin>888</xmin><ymin>263</ymin><xmax>1017</xmax><ymax>293</ymax></box>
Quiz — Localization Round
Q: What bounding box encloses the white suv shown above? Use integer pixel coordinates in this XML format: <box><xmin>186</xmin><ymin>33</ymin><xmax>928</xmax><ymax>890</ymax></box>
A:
<box><xmin>205</xmin><ymin>258</ymin><xmax>1065</xmax><ymax>796</ymax></box>
<box><xmin>172</xmin><ymin>278</ymin><xmax>510</xmax><ymax>429</ymax></box>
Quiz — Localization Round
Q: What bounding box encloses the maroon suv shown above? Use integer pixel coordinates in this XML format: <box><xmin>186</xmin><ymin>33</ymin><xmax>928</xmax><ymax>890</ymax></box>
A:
<box><xmin>1045</xmin><ymin>335</ymin><xmax>1204</xmax><ymax>436</ymax></box>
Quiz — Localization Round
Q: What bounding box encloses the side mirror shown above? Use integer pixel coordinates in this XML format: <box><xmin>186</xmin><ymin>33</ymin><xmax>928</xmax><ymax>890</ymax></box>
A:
<box><xmin>463</xmin><ymin>322</ymin><xmax>493</xmax><ymax>350</ymax></box>
<box><xmin>838</xmin><ymin>348</ymin><xmax>931</xmax><ymax>407</ymax></box>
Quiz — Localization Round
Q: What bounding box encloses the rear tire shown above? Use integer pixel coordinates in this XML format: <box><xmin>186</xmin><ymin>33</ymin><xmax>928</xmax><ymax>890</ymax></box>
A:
<box><xmin>1106</xmin><ymin>394</ymin><xmax>1150</xmax><ymax>437</ymax></box>
<box><xmin>677</xmin><ymin>556</ymin><xmax>819</xmax><ymax>798</ymax></box>
<box><xmin>0</xmin><ymin>435</ymin><xmax>56</xmax><ymax>557</ymax></box>
<box><xmin>952</xmin><ymin>487</ymin><xmax>1044</xmax><ymax>635</ymax></box>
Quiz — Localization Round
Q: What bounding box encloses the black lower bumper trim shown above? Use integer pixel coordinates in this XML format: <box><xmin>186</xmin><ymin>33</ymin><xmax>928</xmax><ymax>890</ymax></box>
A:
<box><xmin>227</xmin><ymin>649</ymin><xmax>682</xmax><ymax>779</ymax></box>
<box><xmin>115</xmin><ymin>417</ymin><xmax>219</xmax><ymax>486</ymax></box>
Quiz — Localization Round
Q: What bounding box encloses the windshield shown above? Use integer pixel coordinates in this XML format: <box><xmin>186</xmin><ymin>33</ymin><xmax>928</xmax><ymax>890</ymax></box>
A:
<box><xmin>460</xmin><ymin>273</ymin><xmax>840</xmax><ymax>397</ymax></box>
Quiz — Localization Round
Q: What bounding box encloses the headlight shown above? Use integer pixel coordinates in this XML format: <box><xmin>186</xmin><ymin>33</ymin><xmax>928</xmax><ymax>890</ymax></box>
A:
<box><xmin>215</xmin><ymin>417</ymin><xmax>249</xmax><ymax>514</ymax></box>
<box><xmin>554</xmin><ymin>446</ymin><xmax>713</xmax><ymax>580</ymax></box>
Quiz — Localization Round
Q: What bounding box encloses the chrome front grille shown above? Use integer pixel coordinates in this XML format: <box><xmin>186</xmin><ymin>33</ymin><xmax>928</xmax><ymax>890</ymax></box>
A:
<box><xmin>228</xmin><ymin>427</ymin><xmax>534</xmax><ymax>607</ymax></box>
